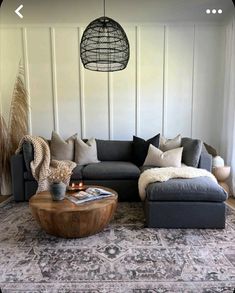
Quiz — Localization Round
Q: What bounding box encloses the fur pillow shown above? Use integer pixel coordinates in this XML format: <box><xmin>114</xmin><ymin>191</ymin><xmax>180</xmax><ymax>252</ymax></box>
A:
<box><xmin>75</xmin><ymin>138</ymin><xmax>100</xmax><ymax>165</ymax></box>
<box><xmin>144</xmin><ymin>144</ymin><xmax>183</xmax><ymax>168</ymax></box>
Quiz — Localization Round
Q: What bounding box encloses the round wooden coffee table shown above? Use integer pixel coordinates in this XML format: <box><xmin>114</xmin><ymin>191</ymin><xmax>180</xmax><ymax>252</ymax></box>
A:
<box><xmin>29</xmin><ymin>186</ymin><xmax>118</xmax><ymax>238</ymax></box>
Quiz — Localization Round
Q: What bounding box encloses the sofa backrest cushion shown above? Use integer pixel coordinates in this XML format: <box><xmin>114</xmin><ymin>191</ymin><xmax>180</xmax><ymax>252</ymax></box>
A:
<box><xmin>22</xmin><ymin>141</ymin><xmax>34</xmax><ymax>171</ymax></box>
<box><xmin>198</xmin><ymin>144</ymin><xmax>212</xmax><ymax>171</ymax></box>
<box><xmin>96</xmin><ymin>139</ymin><xmax>133</xmax><ymax>161</ymax></box>
<box><xmin>181</xmin><ymin>137</ymin><xmax>202</xmax><ymax>167</ymax></box>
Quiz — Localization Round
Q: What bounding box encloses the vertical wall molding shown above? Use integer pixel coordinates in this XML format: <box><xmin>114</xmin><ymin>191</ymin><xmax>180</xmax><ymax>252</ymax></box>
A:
<box><xmin>50</xmin><ymin>27</ymin><xmax>59</xmax><ymax>132</ymax></box>
<box><xmin>22</xmin><ymin>28</ymin><xmax>32</xmax><ymax>134</ymax></box>
<box><xmin>135</xmin><ymin>26</ymin><xmax>140</xmax><ymax>136</ymax></box>
<box><xmin>162</xmin><ymin>25</ymin><xmax>166</xmax><ymax>136</ymax></box>
<box><xmin>1</xmin><ymin>24</ymin><xmax>223</xmax><ymax>145</ymax></box>
<box><xmin>190</xmin><ymin>24</ymin><xmax>196</xmax><ymax>138</ymax></box>
<box><xmin>108</xmin><ymin>72</ymin><xmax>113</xmax><ymax>139</ymax></box>
<box><xmin>78</xmin><ymin>27</ymin><xmax>86</xmax><ymax>138</ymax></box>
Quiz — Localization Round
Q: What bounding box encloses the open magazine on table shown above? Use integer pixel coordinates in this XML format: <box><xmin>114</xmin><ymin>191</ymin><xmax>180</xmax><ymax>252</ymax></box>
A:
<box><xmin>65</xmin><ymin>187</ymin><xmax>114</xmax><ymax>205</ymax></box>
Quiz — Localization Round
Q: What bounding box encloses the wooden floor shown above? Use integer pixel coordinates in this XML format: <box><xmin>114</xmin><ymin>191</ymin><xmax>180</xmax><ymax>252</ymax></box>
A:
<box><xmin>227</xmin><ymin>197</ymin><xmax>235</xmax><ymax>209</ymax></box>
<box><xmin>0</xmin><ymin>195</ymin><xmax>12</xmax><ymax>207</ymax></box>
<box><xmin>0</xmin><ymin>195</ymin><xmax>11</xmax><ymax>203</ymax></box>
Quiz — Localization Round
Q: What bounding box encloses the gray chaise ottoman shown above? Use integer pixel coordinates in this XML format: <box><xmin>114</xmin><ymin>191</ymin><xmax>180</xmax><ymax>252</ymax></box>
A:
<box><xmin>145</xmin><ymin>177</ymin><xmax>228</xmax><ymax>229</ymax></box>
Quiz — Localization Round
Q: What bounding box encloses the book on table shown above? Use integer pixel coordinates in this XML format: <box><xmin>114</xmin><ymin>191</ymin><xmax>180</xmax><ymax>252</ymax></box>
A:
<box><xmin>66</xmin><ymin>187</ymin><xmax>114</xmax><ymax>204</ymax></box>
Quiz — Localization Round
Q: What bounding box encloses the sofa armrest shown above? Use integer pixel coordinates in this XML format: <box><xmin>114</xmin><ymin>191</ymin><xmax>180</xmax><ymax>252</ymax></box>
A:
<box><xmin>11</xmin><ymin>154</ymin><xmax>25</xmax><ymax>201</ymax></box>
<box><xmin>198</xmin><ymin>150</ymin><xmax>212</xmax><ymax>172</ymax></box>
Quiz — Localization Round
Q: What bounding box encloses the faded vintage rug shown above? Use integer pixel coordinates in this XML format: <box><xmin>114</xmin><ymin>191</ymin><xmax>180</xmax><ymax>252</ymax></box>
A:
<box><xmin>1</xmin><ymin>201</ymin><xmax>235</xmax><ymax>293</ymax></box>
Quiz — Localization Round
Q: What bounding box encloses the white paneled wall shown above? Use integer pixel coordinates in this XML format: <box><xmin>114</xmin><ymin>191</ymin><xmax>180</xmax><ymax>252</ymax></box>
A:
<box><xmin>54</xmin><ymin>28</ymin><xmax>81</xmax><ymax>137</ymax></box>
<box><xmin>139</xmin><ymin>26</ymin><xmax>164</xmax><ymax>139</ymax></box>
<box><xmin>0</xmin><ymin>23</ymin><xmax>225</xmax><ymax>150</ymax></box>
<box><xmin>27</xmin><ymin>28</ymin><xmax>54</xmax><ymax>137</ymax></box>
<box><xmin>164</xmin><ymin>25</ymin><xmax>195</xmax><ymax>138</ymax></box>
<box><xmin>112</xmin><ymin>27</ymin><xmax>136</xmax><ymax>140</ymax></box>
<box><xmin>193</xmin><ymin>25</ymin><xmax>225</xmax><ymax>149</ymax></box>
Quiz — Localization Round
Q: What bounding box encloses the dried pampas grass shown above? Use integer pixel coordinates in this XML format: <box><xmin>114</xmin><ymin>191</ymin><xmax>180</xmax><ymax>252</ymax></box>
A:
<box><xmin>0</xmin><ymin>63</ymin><xmax>29</xmax><ymax>195</ymax></box>
<box><xmin>0</xmin><ymin>115</ymin><xmax>9</xmax><ymax>189</ymax></box>
<box><xmin>8</xmin><ymin>64</ymin><xmax>29</xmax><ymax>156</ymax></box>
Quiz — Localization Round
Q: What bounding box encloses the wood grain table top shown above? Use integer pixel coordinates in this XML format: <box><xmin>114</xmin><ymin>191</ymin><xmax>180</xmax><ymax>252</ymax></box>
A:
<box><xmin>29</xmin><ymin>186</ymin><xmax>118</xmax><ymax>212</ymax></box>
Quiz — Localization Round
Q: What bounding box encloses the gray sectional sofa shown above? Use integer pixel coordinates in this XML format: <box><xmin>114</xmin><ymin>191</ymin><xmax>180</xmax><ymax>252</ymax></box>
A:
<box><xmin>12</xmin><ymin>139</ymin><xmax>141</xmax><ymax>202</ymax></box>
<box><xmin>11</xmin><ymin>138</ymin><xmax>228</xmax><ymax>229</ymax></box>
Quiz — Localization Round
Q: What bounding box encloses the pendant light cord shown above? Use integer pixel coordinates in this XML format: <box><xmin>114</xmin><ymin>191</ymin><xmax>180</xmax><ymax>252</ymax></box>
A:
<box><xmin>104</xmin><ymin>0</ymin><xmax>106</xmax><ymax>17</ymax></box>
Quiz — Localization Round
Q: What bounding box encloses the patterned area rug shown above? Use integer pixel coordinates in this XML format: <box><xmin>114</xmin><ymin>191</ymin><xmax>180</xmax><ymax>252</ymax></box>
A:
<box><xmin>1</xmin><ymin>201</ymin><xmax>235</xmax><ymax>293</ymax></box>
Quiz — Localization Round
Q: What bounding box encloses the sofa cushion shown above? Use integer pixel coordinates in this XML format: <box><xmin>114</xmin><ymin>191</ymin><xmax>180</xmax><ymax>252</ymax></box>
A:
<box><xmin>181</xmin><ymin>137</ymin><xmax>202</xmax><ymax>167</ymax></box>
<box><xmin>75</xmin><ymin>138</ymin><xmax>100</xmax><ymax>165</ymax></box>
<box><xmin>140</xmin><ymin>165</ymin><xmax>159</xmax><ymax>173</ymax></box>
<box><xmin>96</xmin><ymin>140</ymin><xmax>133</xmax><ymax>161</ymax></box>
<box><xmin>82</xmin><ymin>161</ymin><xmax>140</xmax><ymax>180</ymax></box>
<box><xmin>22</xmin><ymin>141</ymin><xmax>34</xmax><ymax>171</ymax></box>
<box><xmin>71</xmin><ymin>165</ymin><xmax>84</xmax><ymax>180</ymax></box>
<box><xmin>50</xmin><ymin>131</ymin><xmax>77</xmax><ymax>161</ymax></box>
<box><xmin>198</xmin><ymin>145</ymin><xmax>212</xmax><ymax>172</ymax></box>
<box><xmin>143</xmin><ymin>145</ymin><xmax>183</xmax><ymax>168</ymax></box>
<box><xmin>146</xmin><ymin>177</ymin><xmax>227</xmax><ymax>202</ymax></box>
<box><xmin>24</xmin><ymin>171</ymin><xmax>34</xmax><ymax>181</ymax></box>
<box><xmin>132</xmin><ymin>134</ymin><xmax>160</xmax><ymax>167</ymax></box>
<box><xmin>159</xmin><ymin>134</ymin><xmax>181</xmax><ymax>151</ymax></box>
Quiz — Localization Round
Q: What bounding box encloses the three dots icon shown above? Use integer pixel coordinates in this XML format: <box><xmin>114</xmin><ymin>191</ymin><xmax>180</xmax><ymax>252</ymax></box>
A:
<box><xmin>206</xmin><ymin>9</ymin><xmax>223</xmax><ymax>14</ymax></box>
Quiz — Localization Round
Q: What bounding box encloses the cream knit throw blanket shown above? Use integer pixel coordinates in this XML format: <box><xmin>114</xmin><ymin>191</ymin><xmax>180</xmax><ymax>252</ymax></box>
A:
<box><xmin>16</xmin><ymin>135</ymin><xmax>76</xmax><ymax>193</ymax></box>
<box><xmin>138</xmin><ymin>167</ymin><xmax>217</xmax><ymax>201</ymax></box>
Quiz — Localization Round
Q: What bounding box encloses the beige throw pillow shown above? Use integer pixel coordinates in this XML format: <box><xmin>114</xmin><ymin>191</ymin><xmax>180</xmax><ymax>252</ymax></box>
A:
<box><xmin>50</xmin><ymin>131</ymin><xmax>77</xmax><ymax>161</ymax></box>
<box><xmin>144</xmin><ymin>144</ymin><xmax>183</xmax><ymax>168</ymax></box>
<box><xmin>160</xmin><ymin>134</ymin><xmax>182</xmax><ymax>151</ymax></box>
<box><xmin>75</xmin><ymin>138</ymin><xmax>100</xmax><ymax>165</ymax></box>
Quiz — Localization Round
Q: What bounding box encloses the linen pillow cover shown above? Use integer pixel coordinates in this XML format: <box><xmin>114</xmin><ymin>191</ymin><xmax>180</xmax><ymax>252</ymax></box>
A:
<box><xmin>132</xmin><ymin>134</ymin><xmax>160</xmax><ymax>166</ymax></box>
<box><xmin>75</xmin><ymin>138</ymin><xmax>100</xmax><ymax>165</ymax></box>
<box><xmin>143</xmin><ymin>144</ymin><xmax>183</xmax><ymax>168</ymax></box>
<box><xmin>50</xmin><ymin>131</ymin><xmax>77</xmax><ymax>161</ymax></box>
<box><xmin>160</xmin><ymin>134</ymin><xmax>181</xmax><ymax>151</ymax></box>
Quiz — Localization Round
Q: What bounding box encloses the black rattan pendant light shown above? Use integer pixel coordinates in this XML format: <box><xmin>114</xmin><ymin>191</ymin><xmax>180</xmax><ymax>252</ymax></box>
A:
<box><xmin>80</xmin><ymin>0</ymin><xmax>130</xmax><ymax>72</ymax></box>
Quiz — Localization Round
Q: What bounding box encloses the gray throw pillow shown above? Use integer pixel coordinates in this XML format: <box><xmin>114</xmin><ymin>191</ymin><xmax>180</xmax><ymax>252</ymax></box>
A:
<box><xmin>75</xmin><ymin>138</ymin><xmax>100</xmax><ymax>165</ymax></box>
<box><xmin>50</xmin><ymin>131</ymin><xmax>77</xmax><ymax>161</ymax></box>
<box><xmin>181</xmin><ymin>137</ymin><xmax>202</xmax><ymax>167</ymax></box>
<box><xmin>159</xmin><ymin>134</ymin><xmax>181</xmax><ymax>151</ymax></box>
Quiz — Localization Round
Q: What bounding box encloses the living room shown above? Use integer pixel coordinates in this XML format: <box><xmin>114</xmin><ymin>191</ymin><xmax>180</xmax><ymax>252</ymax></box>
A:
<box><xmin>0</xmin><ymin>0</ymin><xmax>235</xmax><ymax>292</ymax></box>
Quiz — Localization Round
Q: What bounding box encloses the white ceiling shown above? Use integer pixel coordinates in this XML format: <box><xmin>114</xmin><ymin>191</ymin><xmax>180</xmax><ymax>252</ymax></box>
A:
<box><xmin>0</xmin><ymin>0</ymin><xmax>234</xmax><ymax>25</ymax></box>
